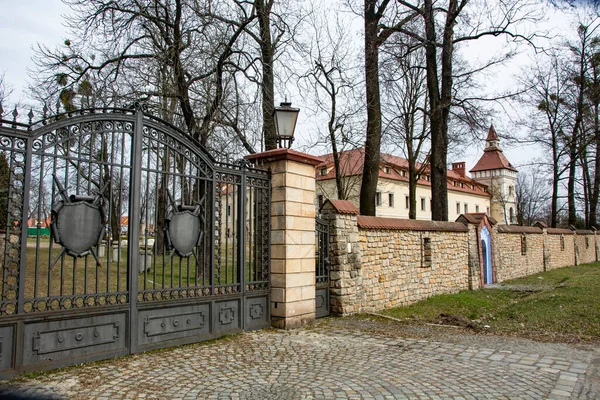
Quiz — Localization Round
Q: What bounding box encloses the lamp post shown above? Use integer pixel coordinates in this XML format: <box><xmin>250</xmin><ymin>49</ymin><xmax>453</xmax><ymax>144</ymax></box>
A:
<box><xmin>273</xmin><ymin>101</ymin><xmax>300</xmax><ymax>149</ymax></box>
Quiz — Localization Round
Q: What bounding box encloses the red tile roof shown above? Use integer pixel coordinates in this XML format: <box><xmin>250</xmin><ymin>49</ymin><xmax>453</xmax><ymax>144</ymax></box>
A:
<box><xmin>470</xmin><ymin>125</ymin><xmax>517</xmax><ymax>173</ymax></box>
<box><xmin>470</xmin><ymin>149</ymin><xmax>517</xmax><ymax>173</ymax></box>
<box><xmin>486</xmin><ymin>124</ymin><xmax>499</xmax><ymax>141</ymax></box>
<box><xmin>321</xmin><ymin>199</ymin><xmax>359</xmax><ymax>215</ymax></box>
<box><xmin>455</xmin><ymin>212</ymin><xmax>497</xmax><ymax>226</ymax></box>
<box><xmin>316</xmin><ymin>148</ymin><xmax>490</xmax><ymax>198</ymax></box>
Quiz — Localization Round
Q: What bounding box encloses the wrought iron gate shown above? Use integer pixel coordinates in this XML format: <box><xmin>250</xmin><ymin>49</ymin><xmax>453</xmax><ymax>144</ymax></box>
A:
<box><xmin>0</xmin><ymin>106</ymin><xmax>270</xmax><ymax>378</ymax></box>
<box><xmin>315</xmin><ymin>216</ymin><xmax>329</xmax><ymax>318</ymax></box>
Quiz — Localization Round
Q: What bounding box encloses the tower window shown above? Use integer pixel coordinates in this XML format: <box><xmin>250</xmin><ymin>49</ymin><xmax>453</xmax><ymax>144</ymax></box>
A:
<box><xmin>376</xmin><ymin>192</ymin><xmax>382</xmax><ymax>206</ymax></box>
<box><xmin>456</xmin><ymin>202</ymin><xmax>461</xmax><ymax>214</ymax></box>
<box><xmin>389</xmin><ymin>193</ymin><xmax>395</xmax><ymax>207</ymax></box>
<box><xmin>405</xmin><ymin>195</ymin><xmax>409</xmax><ymax>209</ymax></box>
<box><xmin>464</xmin><ymin>203</ymin><xmax>468</xmax><ymax>213</ymax></box>
<box><xmin>420</xmin><ymin>197</ymin><xmax>426</xmax><ymax>211</ymax></box>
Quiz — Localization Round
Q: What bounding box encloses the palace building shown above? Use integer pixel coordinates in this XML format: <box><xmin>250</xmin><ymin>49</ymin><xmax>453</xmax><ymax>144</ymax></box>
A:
<box><xmin>315</xmin><ymin>125</ymin><xmax>518</xmax><ymax>224</ymax></box>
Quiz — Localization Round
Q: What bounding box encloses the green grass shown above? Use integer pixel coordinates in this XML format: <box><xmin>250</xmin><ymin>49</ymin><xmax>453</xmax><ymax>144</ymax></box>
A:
<box><xmin>381</xmin><ymin>262</ymin><xmax>600</xmax><ymax>341</ymax></box>
<box><xmin>0</xmin><ymin>240</ymin><xmax>258</xmax><ymax>310</ymax></box>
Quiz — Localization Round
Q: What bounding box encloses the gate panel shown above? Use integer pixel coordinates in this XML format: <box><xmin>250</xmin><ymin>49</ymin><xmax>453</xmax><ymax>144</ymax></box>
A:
<box><xmin>315</xmin><ymin>216</ymin><xmax>330</xmax><ymax>318</ymax></box>
<box><xmin>0</xmin><ymin>108</ymin><xmax>271</xmax><ymax>377</ymax></box>
<box><xmin>21</xmin><ymin>116</ymin><xmax>134</xmax><ymax>315</ymax></box>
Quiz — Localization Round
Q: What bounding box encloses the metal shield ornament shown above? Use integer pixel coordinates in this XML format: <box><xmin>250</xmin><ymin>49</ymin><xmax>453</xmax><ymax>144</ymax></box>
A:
<box><xmin>55</xmin><ymin>202</ymin><xmax>104</xmax><ymax>256</ymax></box>
<box><xmin>167</xmin><ymin>210</ymin><xmax>201</xmax><ymax>257</ymax></box>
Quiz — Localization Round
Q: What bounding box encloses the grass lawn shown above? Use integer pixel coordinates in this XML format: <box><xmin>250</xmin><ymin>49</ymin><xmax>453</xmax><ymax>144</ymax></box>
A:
<box><xmin>381</xmin><ymin>262</ymin><xmax>600</xmax><ymax>342</ymax></box>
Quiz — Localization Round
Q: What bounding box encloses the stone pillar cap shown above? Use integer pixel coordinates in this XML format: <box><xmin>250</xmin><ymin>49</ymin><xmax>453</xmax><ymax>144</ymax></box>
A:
<box><xmin>245</xmin><ymin>148</ymin><xmax>323</xmax><ymax>166</ymax></box>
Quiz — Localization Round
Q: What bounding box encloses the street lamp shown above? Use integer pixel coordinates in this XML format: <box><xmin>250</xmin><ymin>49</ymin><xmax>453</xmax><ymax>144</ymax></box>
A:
<box><xmin>273</xmin><ymin>101</ymin><xmax>300</xmax><ymax>149</ymax></box>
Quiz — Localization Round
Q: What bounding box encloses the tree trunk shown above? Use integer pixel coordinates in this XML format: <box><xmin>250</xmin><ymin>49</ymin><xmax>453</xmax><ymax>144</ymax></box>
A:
<box><xmin>590</xmin><ymin>104</ymin><xmax>600</xmax><ymax>228</ymax></box>
<box><xmin>360</xmin><ymin>0</ymin><xmax>383</xmax><ymax>216</ymax></box>
<box><xmin>408</xmin><ymin>166</ymin><xmax>417</xmax><ymax>219</ymax></box>
<box><xmin>424</xmin><ymin>0</ymin><xmax>454</xmax><ymax>221</ymax></box>
<box><xmin>256</xmin><ymin>0</ymin><xmax>277</xmax><ymax>151</ymax></box>
<box><xmin>568</xmin><ymin>146</ymin><xmax>577</xmax><ymax>226</ymax></box>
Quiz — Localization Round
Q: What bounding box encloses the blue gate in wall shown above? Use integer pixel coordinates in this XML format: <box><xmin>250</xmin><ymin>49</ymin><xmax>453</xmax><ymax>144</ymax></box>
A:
<box><xmin>481</xmin><ymin>226</ymin><xmax>493</xmax><ymax>284</ymax></box>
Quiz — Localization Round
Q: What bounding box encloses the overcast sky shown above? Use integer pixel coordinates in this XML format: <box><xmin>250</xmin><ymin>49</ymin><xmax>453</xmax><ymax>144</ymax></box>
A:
<box><xmin>0</xmin><ymin>1</ymin><xmax>585</xmax><ymax>172</ymax></box>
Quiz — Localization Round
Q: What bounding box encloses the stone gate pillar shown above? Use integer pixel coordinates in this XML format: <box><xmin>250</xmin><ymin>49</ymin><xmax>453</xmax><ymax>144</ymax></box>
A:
<box><xmin>245</xmin><ymin>149</ymin><xmax>323</xmax><ymax>329</ymax></box>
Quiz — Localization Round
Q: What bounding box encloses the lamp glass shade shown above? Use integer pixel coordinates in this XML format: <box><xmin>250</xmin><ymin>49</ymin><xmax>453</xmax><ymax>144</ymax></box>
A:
<box><xmin>274</xmin><ymin>103</ymin><xmax>299</xmax><ymax>140</ymax></box>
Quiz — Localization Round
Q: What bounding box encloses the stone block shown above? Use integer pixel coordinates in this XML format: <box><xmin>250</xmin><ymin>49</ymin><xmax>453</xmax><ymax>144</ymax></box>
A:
<box><xmin>271</xmin><ymin>313</ymin><xmax>315</xmax><ymax>330</ymax></box>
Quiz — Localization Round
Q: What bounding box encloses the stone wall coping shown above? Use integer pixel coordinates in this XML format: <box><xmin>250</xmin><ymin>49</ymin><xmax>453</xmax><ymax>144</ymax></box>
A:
<box><xmin>547</xmin><ymin>228</ymin><xmax>575</xmax><ymax>235</ymax></box>
<box><xmin>244</xmin><ymin>148</ymin><xmax>324</xmax><ymax>166</ymax></box>
<box><xmin>497</xmin><ymin>225</ymin><xmax>542</xmax><ymax>234</ymax></box>
<box><xmin>357</xmin><ymin>216</ymin><xmax>469</xmax><ymax>232</ymax></box>
<box><xmin>321</xmin><ymin>199</ymin><xmax>359</xmax><ymax>215</ymax></box>
<box><xmin>576</xmin><ymin>229</ymin><xmax>595</xmax><ymax>235</ymax></box>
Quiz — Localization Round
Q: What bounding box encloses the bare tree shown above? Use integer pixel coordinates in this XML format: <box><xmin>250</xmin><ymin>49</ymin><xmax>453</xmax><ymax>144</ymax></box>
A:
<box><xmin>381</xmin><ymin>28</ymin><xmax>430</xmax><ymax>219</ymax></box>
<box><xmin>515</xmin><ymin>169</ymin><xmax>551</xmax><ymax>226</ymax></box>
<box><xmin>298</xmin><ymin>9</ymin><xmax>363</xmax><ymax>200</ymax></box>
<box><xmin>391</xmin><ymin>0</ymin><xmax>542</xmax><ymax>221</ymax></box>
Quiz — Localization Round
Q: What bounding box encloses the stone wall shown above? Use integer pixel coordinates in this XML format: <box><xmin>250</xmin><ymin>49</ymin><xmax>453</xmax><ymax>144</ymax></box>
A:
<box><xmin>545</xmin><ymin>229</ymin><xmax>576</xmax><ymax>270</ymax></box>
<box><xmin>321</xmin><ymin>202</ymin><xmax>599</xmax><ymax>315</ymax></box>
<box><xmin>321</xmin><ymin>200</ymin><xmax>469</xmax><ymax>313</ymax></box>
<box><xmin>494</xmin><ymin>226</ymin><xmax>545</xmax><ymax>281</ymax></box>
<box><xmin>358</xmin><ymin>227</ymin><xmax>469</xmax><ymax>311</ymax></box>
<box><xmin>575</xmin><ymin>231</ymin><xmax>598</xmax><ymax>265</ymax></box>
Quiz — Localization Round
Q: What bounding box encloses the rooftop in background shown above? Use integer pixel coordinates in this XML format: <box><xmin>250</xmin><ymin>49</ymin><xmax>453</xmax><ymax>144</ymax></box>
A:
<box><xmin>316</xmin><ymin>147</ymin><xmax>491</xmax><ymax>198</ymax></box>
<box><xmin>470</xmin><ymin>125</ymin><xmax>518</xmax><ymax>173</ymax></box>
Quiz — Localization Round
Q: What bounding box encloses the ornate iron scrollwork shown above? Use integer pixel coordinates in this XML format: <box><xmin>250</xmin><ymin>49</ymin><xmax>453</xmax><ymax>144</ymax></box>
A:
<box><xmin>50</xmin><ymin>174</ymin><xmax>108</xmax><ymax>268</ymax></box>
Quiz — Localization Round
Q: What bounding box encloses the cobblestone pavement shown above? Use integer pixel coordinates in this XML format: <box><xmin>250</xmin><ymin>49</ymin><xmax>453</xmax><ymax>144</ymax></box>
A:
<box><xmin>0</xmin><ymin>321</ymin><xmax>598</xmax><ymax>400</ymax></box>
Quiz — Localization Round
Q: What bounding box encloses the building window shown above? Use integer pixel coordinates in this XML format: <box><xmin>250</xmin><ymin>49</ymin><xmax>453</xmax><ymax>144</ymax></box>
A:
<box><xmin>422</xmin><ymin>237</ymin><xmax>432</xmax><ymax>267</ymax></box>
<box><xmin>453</xmin><ymin>181</ymin><xmax>457</xmax><ymax>186</ymax></box>
<box><xmin>460</xmin><ymin>182</ymin><xmax>464</xmax><ymax>188</ymax></box>
<box><xmin>456</xmin><ymin>202</ymin><xmax>461</xmax><ymax>214</ymax></box>
<box><xmin>486</xmin><ymin>207</ymin><xmax>490</xmax><ymax>216</ymax></box>
<box><xmin>376</xmin><ymin>192</ymin><xmax>382</xmax><ymax>206</ymax></box>
<box><xmin>320</xmin><ymin>167</ymin><xmax>327</xmax><ymax>176</ymax></box>
<box><xmin>509</xmin><ymin>185</ymin><xmax>514</xmax><ymax>196</ymax></box>
<box><xmin>464</xmin><ymin>203</ymin><xmax>468</xmax><ymax>213</ymax></box>
<box><xmin>384</xmin><ymin>166</ymin><xmax>390</xmax><ymax>174</ymax></box>
<box><xmin>560</xmin><ymin>234</ymin><xmax>565</xmax><ymax>251</ymax></box>
<box><xmin>475</xmin><ymin>205</ymin><xmax>480</xmax><ymax>213</ymax></box>
<box><xmin>401</xmin><ymin>170</ymin><xmax>407</xmax><ymax>177</ymax></box>
<box><xmin>389</xmin><ymin>193</ymin><xmax>395</xmax><ymax>207</ymax></box>
<box><xmin>405</xmin><ymin>195</ymin><xmax>409</xmax><ymax>209</ymax></box>
<box><xmin>521</xmin><ymin>233</ymin><xmax>527</xmax><ymax>255</ymax></box>
<box><xmin>318</xmin><ymin>195</ymin><xmax>324</xmax><ymax>208</ymax></box>
<box><xmin>421</xmin><ymin>197</ymin><xmax>426</xmax><ymax>211</ymax></box>
<box><xmin>509</xmin><ymin>207</ymin><xmax>515</xmax><ymax>223</ymax></box>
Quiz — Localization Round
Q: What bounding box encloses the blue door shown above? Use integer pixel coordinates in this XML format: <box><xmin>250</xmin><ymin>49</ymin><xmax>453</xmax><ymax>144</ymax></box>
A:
<box><xmin>481</xmin><ymin>226</ymin><xmax>493</xmax><ymax>284</ymax></box>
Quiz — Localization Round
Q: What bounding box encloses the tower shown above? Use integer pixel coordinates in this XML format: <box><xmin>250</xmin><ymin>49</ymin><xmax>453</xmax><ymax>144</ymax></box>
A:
<box><xmin>470</xmin><ymin>125</ymin><xmax>518</xmax><ymax>224</ymax></box>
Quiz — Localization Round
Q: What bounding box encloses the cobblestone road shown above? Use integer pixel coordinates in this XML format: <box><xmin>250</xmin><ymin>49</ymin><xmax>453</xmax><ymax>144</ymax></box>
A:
<box><xmin>0</xmin><ymin>321</ymin><xmax>598</xmax><ymax>399</ymax></box>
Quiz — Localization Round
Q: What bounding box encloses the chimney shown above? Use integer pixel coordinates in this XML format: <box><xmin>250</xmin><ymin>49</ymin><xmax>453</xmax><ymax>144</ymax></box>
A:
<box><xmin>452</xmin><ymin>162</ymin><xmax>466</xmax><ymax>177</ymax></box>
